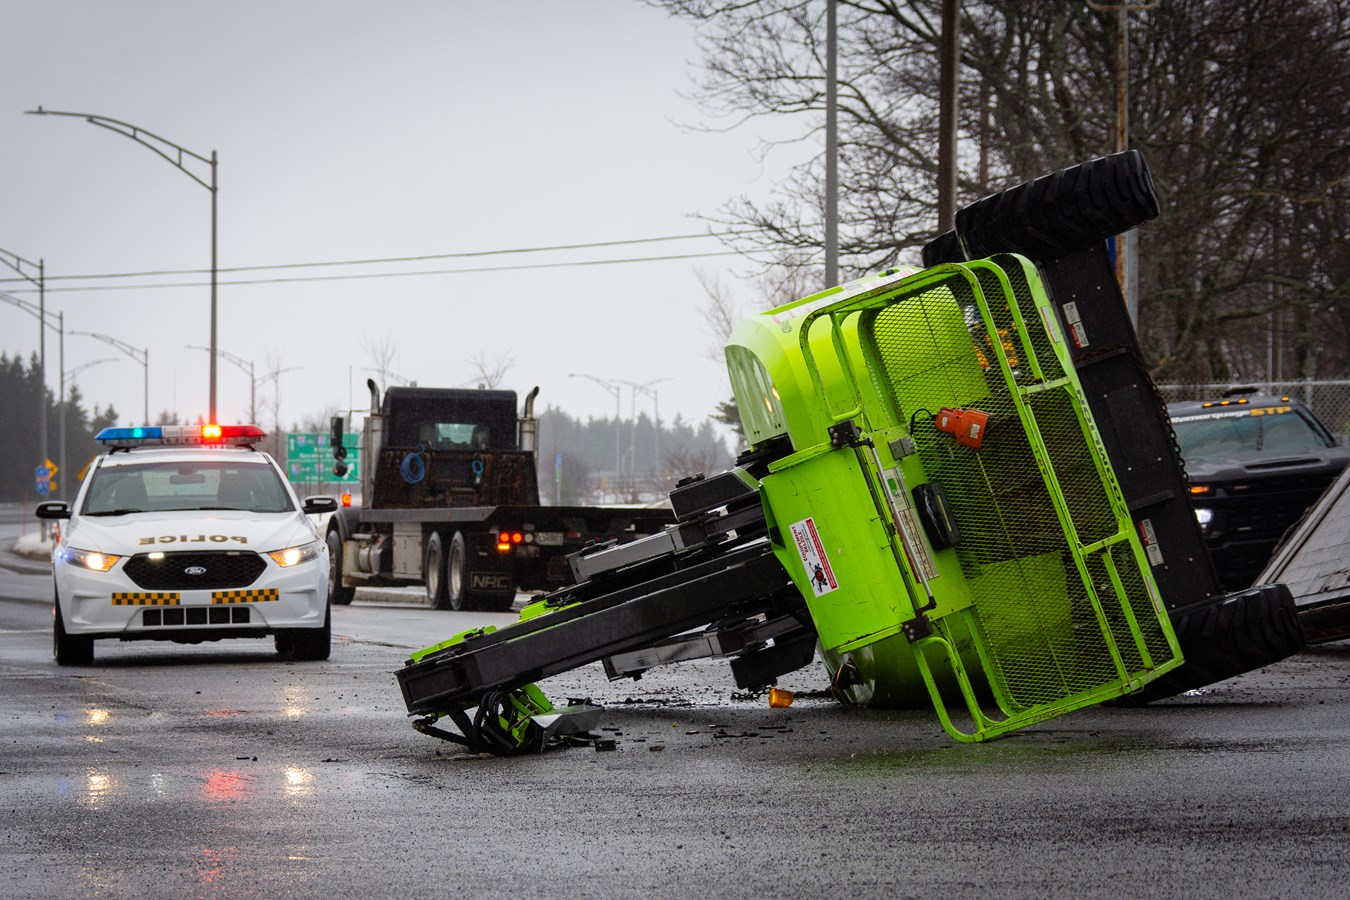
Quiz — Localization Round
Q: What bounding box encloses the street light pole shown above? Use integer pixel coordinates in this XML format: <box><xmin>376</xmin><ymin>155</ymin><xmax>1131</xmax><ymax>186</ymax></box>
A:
<box><xmin>620</xmin><ymin>378</ymin><xmax>671</xmax><ymax>484</ymax></box>
<box><xmin>27</xmin><ymin>108</ymin><xmax>219</xmax><ymax>418</ymax></box>
<box><xmin>0</xmin><ymin>248</ymin><xmax>49</xmax><ymax>494</ymax></box>
<box><xmin>569</xmin><ymin>373</ymin><xmax>622</xmax><ymax>478</ymax></box>
<box><xmin>69</xmin><ymin>330</ymin><xmax>149</xmax><ymax>422</ymax></box>
<box><xmin>258</xmin><ymin>366</ymin><xmax>303</xmax><ymax>459</ymax></box>
<box><xmin>0</xmin><ymin>285</ymin><xmax>62</xmax><ymax>500</ymax></box>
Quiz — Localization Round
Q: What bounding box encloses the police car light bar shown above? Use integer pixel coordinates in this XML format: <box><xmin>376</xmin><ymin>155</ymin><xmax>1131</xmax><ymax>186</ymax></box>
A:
<box><xmin>95</xmin><ymin>424</ymin><xmax>267</xmax><ymax>448</ymax></box>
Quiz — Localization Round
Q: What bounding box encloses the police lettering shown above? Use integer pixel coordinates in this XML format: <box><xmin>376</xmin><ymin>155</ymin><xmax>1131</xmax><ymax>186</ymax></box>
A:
<box><xmin>139</xmin><ymin>535</ymin><xmax>247</xmax><ymax>545</ymax></box>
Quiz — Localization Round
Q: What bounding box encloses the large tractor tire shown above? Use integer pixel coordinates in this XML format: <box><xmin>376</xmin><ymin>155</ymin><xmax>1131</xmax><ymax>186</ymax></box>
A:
<box><xmin>923</xmin><ymin>149</ymin><xmax>1160</xmax><ymax>265</ymax></box>
<box><xmin>1123</xmin><ymin>583</ymin><xmax>1306</xmax><ymax>704</ymax></box>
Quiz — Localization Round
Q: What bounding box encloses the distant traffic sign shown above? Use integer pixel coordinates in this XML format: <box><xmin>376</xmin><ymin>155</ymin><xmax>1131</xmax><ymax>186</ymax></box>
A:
<box><xmin>35</xmin><ymin>459</ymin><xmax>58</xmax><ymax>495</ymax></box>
<box><xmin>286</xmin><ymin>432</ymin><xmax>359</xmax><ymax>483</ymax></box>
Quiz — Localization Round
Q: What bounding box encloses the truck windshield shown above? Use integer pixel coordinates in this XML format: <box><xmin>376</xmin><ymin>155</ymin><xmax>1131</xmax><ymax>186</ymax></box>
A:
<box><xmin>1172</xmin><ymin>408</ymin><xmax>1333</xmax><ymax>459</ymax></box>
<box><xmin>82</xmin><ymin>460</ymin><xmax>294</xmax><ymax>515</ymax></box>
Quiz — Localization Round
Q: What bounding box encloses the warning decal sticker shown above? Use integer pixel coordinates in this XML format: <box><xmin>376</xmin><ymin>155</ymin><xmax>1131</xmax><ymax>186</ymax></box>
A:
<box><xmin>1063</xmin><ymin>301</ymin><xmax>1090</xmax><ymax>349</ymax></box>
<box><xmin>790</xmin><ymin>517</ymin><xmax>839</xmax><ymax>596</ymax></box>
<box><xmin>1138</xmin><ymin>518</ymin><xmax>1164</xmax><ymax>567</ymax></box>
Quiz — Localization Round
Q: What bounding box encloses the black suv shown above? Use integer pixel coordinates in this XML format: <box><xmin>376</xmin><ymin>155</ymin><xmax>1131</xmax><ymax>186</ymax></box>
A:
<box><xmin>1168</xmin><ymin>388</ymin><xmax>1350</xmax><ymax>589</ymax></box>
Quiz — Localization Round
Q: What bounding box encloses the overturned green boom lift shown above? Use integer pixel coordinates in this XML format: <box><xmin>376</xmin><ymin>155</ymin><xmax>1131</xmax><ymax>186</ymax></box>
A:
<box><xmin>395</xmin><ymin>152</ymin><xmax>1303</xmax><ymax>752</ymax></box>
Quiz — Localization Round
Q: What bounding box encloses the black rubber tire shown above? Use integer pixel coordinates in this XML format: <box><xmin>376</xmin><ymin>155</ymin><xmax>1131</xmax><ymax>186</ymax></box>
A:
<box><xmin>279</xmin><ymin>602</ymin><xmax>332</xmax><ymax>662</ymax></box>
<box><xmin>445</xmin><ymin>531</ymin><xmax>473</xmax><ymax>612</ymax></box>
<box><xmin>326</xmin><ymin>529</ymin><xmax>355</xmax><ymax>606</ymax></box>
<box><xmin>425</xmin><ymin>531</ymin><xmax>452</xmax><ymax>610</ymax></box>
<box><xmin>1126</xmin><ymin>583</ymin><xmax>1307</xmax><ymax>703</ymax></box>
<box><xmin>54</xmin><ymin>603</ymin><xmax>94</xmax><ymax>666</ymax></box>
<box><xmin>923</xmin><ymin>150</ymin><xmax>1160</xmax><ymax>264</ymax></box>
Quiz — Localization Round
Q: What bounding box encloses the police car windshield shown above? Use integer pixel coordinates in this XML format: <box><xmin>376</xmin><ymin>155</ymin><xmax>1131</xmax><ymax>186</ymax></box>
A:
<box><xmin>1172</xmin><ymin>407</ymin><xmax>1333</xmax><ymax>459</ymax></box>
<box><xmin>82</xmin><ymin>460</ymin><xmax>294</xmax><ymax>515</ymax></box>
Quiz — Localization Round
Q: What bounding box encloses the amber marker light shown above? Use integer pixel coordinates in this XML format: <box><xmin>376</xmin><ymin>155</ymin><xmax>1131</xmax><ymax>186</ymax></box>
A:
<box><xmin>768</xmin><ymin>687</ymin><xmax>795</xmax><ymax>708</ymax></box>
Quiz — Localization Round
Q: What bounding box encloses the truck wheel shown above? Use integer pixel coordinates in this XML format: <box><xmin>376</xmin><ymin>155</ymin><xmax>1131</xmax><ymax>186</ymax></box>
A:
<box><xmin>445</xmin><ymin>532</ymin><xmax>474</xmax><ymax>611</ymax></box>
<box><xmin>1124</xmin><ymin>583</ymin><xmax>1307</xmax><ymax>703</ymax></box>
<box><xmin>425</xmin><ymin>531</ymin><xmax>453</xmax><ymax>610</ymax></box>
<box><xmin>54</xmin><ymin>603</ymin><xmax>94</xmax><ymax>666</ymax></box>
<box><xmin>326</xmin><ymin>529</ymin><xmax>356</xmax><ymax>606</ymax></box>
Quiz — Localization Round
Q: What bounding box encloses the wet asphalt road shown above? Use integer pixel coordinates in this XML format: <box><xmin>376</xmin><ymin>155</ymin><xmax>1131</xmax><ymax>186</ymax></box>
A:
<box><xmin>2</xmin><ymin>518</ymin><xmax>1348</xmax><ymax>898</ymax></box>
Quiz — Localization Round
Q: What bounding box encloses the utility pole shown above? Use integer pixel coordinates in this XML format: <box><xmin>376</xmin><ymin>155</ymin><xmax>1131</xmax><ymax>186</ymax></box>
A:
<box><xmin>824</xmin><ymin>0</ymin><xmax>839</xmax><ymax>288</ymax></box>
<box><xmin>1087</xmin><ymin>2</ymin><xmax>1158</xmax><ymax>327</ymax></box>
<box><xmin>937</xmin><ymin>0</ymin><xmax>961</xmax><ymax>232</ymax></box>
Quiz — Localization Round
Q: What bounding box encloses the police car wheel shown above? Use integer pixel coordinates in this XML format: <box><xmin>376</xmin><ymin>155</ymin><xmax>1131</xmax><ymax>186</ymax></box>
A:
<box><xmin>326</xmin><ymin>529</ymin><xmax>355</xmax><ymax>606</ymax></box>
<box><xmin>54</xmin><ymin>604</ymin><xmax>94</xmax><ymax>666</ymax></box>
<box><xmin>276</xmin><ymin>603</ymin><xmax>331</xmax><ymax>662</ymax></box>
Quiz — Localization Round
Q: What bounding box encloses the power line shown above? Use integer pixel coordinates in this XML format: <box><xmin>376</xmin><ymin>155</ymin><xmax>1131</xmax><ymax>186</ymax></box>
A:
<box><xmin>13</xmin><ymin>249</ymin><xmax>749</xmax><ymax>295</ymax></box>
<box><xmin>0</xmin><ymin>229</ymin><xmax>766</xmax><ymax>287</ymax></box>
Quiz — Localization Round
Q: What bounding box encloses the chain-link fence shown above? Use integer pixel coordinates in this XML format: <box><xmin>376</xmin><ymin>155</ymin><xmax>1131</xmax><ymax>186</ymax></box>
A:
<box><xmin>1156</xmin><ymin>381</ymin><xmax>1350</xmax><ymax>440</ymax></box>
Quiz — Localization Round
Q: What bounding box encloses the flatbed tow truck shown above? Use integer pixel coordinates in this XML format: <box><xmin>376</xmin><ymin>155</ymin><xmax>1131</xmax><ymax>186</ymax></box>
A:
<box><xmin>392</xmin><ymin>152</ymin><xmax>1306</xmax><ymax>753</ymax></box>
<box><xmin>326</xmin><ymin>384</ymin><xmax>673</xmax><ymax>611</ymax></box>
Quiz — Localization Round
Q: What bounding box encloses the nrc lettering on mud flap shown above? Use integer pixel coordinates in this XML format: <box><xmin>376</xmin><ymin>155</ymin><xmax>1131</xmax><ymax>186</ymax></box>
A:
<box><xmin>789</xmin><ymin>517</ymin><xmax>838</xmax><ymax>596</ymax></box>
<box><xmin>471</xmin><ymin>573</ymin><xmax>512</xmax><ymax>591</ymax></box>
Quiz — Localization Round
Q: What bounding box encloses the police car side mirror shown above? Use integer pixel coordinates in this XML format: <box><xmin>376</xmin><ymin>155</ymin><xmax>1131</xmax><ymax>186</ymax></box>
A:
<box><xmin>36</xmin><ymin>501</ymin><xmax>71</xmax><ymax>520</ymax></box>
<box><xmin>302</xmin><ymin>496</ymin><xmax>338</xmax><ymax>514</ymax></box>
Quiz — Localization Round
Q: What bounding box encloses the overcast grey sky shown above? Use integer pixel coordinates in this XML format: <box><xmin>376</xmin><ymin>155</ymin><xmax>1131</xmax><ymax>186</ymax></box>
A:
<box><xmin>0</xmin><ymin>1</ymin><xmax>804</xmax><ymax>435</ymax></box>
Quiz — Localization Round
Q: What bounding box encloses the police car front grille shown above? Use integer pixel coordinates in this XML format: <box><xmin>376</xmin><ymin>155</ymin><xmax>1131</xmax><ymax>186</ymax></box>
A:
<box><xmin>123</xmin><ymin>551</ymin><xmax>267</xmax><ymax>590</ymax></box>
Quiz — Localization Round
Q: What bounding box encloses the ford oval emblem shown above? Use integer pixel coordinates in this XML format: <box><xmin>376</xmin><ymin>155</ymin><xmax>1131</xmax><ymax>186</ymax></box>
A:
<box><xmin>184</xmin><ymin>565</ymin><xmax>208</xmax><ymax>576</ymax></box>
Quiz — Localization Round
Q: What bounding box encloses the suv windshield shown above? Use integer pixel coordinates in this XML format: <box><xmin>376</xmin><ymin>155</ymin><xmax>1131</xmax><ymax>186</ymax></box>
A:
<box><xmin>82</xmin><ymin>460</ymin><xmax>294</xmax><ymax>515</ymax></box>
<box><xmin>1171</xmin><ymin>407</ymin><xmax>1333</xmax><ymax>459</ymax></box>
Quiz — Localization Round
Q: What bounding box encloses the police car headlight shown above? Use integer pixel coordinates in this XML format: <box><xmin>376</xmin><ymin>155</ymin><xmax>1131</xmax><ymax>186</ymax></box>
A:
<box><xmin>268</xmin><ymin>541</ymin><xmax>320</xmax><ymax>568</ymax></box>
<box><xmin>62</xmin><ymin>547</ymin><xmax>122</xmax><ymax>572</ymax></box>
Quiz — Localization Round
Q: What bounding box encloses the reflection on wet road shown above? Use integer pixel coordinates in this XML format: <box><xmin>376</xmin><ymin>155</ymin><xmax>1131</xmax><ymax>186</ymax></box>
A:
<box><xmin>2</xmin><ymin>590</ymin><xmax>1348</xmax><ymax>897</ymax></box>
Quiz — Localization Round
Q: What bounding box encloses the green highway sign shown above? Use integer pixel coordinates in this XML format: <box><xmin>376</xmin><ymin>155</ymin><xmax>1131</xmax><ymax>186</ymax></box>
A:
<box><xmin>286</xmin><ymin>432</ymin><xmax>359</xmax><ymax>484</ymax></box>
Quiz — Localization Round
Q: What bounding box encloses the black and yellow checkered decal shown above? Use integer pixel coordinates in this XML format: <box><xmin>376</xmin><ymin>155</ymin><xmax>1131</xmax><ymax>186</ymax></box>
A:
<box><xmin>112</xmin><ymin>592</ymin><xmax>181</xmax><ymax>605</ymax></box>
<box><xmin>211</xmin><ymin>588</ymin><xmax>279</xmax><ymax>604</ymax></box>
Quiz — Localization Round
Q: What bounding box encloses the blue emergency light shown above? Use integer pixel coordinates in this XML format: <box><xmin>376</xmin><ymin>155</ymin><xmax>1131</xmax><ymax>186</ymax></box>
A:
<box><xmin>95</xmin><ymin>424</ymin><xmax>267</xmax><ymax>449</ymax></box>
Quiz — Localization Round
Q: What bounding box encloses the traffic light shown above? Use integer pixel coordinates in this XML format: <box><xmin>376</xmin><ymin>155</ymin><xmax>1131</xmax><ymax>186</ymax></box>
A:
<box><xmin>331</xmin><ymin>416</ymin><xmax>349</xmax><ymax>477</ymax></box>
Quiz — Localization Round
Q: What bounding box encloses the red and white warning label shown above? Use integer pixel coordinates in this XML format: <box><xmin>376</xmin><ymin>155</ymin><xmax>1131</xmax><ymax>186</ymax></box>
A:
<box><xmin>1062</xmin><ymin>301</ymin><xmax>1090</xmax><ymax>349</ymax></box>
<box><xmin>1138</xmin><ymin>517</ymin><xmax>1164</xmax><ymax>566</ymax></box>
<box><xmin>789</xmin><ymin>517</ymin><xmax>839</xmax><ymax>596</ymax></box>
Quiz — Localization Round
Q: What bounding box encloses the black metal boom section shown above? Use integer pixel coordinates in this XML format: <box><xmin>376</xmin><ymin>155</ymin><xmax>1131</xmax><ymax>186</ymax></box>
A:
<box><xmin>395</xmin><ymin>467</ymin><xmax>813</xmax><ymax>730</ymax></box>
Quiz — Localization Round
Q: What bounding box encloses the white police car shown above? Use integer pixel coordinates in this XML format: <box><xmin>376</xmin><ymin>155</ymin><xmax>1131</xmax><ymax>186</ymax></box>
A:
<box><xmin>37</xmin><ymin>424</ymin><xmax>336</xmax><ymax>665</ymax></box>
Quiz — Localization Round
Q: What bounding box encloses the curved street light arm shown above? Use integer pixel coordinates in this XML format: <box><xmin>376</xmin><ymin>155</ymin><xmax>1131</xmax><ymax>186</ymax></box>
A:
<box><xmin>0</xmin><ymin>291</ymin><xmax>59</xmax><ymax>331</ymax></box>
<box><xmin>65</xmin><ymin>357</ymin><xmax>120</xmax><ymax>381</ymax></box>
<box><xmin>68</xmin><ymin>329</ymin><xmax>147</xmax><ymax>365</ymax></box>
<box><xmin>26</xmin><ymin>108</ymin><xmax>215</xmax><ymax>191</ymax></box>
<box><xmin>30</xmin><ymin>105</ymin><xmax>219</xmax><ymax>420</ymax></box>
<box><xmin>567</xmin><ymin>372</ymin><xmax>621</xmax><ymax>399</ymax></box>
<box><xmin>0</xmin><ymin>246</ymin><xmax>43</xmax><ymax>288</ymax></box>
<box><xmin>188</xmin><ymin>344</ymin><xmax>250</xmax><ymax>374</ymax></box>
